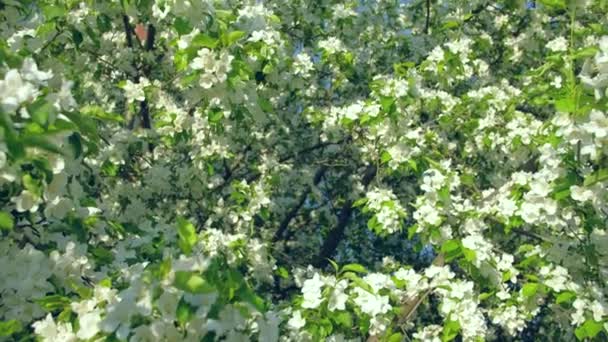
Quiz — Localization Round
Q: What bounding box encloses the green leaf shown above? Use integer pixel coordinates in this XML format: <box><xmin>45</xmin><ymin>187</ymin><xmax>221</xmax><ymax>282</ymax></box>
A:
<box><xmin>174</xmin><ymin>271</ymin><xmax>215</xmax><ymax>294</ymax></box>
<box><xmin>333</xmin><ymin>312</ymin><xmax>352</xmax><ymax>328</ymax></box>
<box><xmin>29</xmin><ymin>98</ymin><xmax>54</xmax><ymax>126</ymax></box>
<box><xmin>42</xmin><ymin>5</ymin><xmax>66</xmax><ymax>20</ymax></box>
<box><xmin>176</xmin><ymin>296</ymin><xmax>194</xmax><ymax>325</ymax></box>
<box><xmin>96</xmin><ymin>14</ymin><xmax>113</xmax><ymax>33</ymax></box>
<box><xmin>352</xmin><ymin>198</ymin><xmax>368</xmax><ymax>208</ymax></box>
<box><xmin>0</xmin><ymin>212</ymin><xmax>14</xmax><ymax>231</ymax></box>
<box><xmin>584</xmin><ymin>168</ymin><xmax>608</xmax><ymax>186</ymax></box>
<box><xmin>192</xmin><ymin>34</ymin><xmax>218</xmax><ymax>49</ymax></box>
<box><xmin>341</xmin><ymin>263</ymin><xmax>367</xmax><ymax>274</ymax></box>
<box><xmin>22</xmin><ymin>174</ymin><xmax>40</xmax><ymax>194</ymax></box>
<box><xmin>223</xmin><ymin>31</ymin><xmax>246</xmax><ymax>46</ymax></box>
<box><xmin>236</xmin><ymin>283</ymin><xmax>266</xmax><ymax>311</ymax></box>
<box><xmin>342</xmin><ymin>272</ymin><xmax>373</xmax><ymax>293</ymax></box>
<box><xmin>555</xmin><ymin>291</ymin><xmax>576</xmax><ymax>305</ymax></box>
<box><xmin>35</xmin><ymin>295</ymin><xmax>71</xmax><ymax>311</ymax></box>
<box><xmin>0</xmin><ymin>111</ymin><xmax>25</xmax><ymax>159</ymax></box>
<box><xmin>81</xmin><ymin>105</ymin><xmax>124</xmax><ymax>122</ymax></box>
<box><xmin>522</xmin><ymin>283</ymin><xmax>539</xmax><ymax>297</ymax></box>
<box><xmin>207</xmin><ymin>109</ymin><xmax>223</xmax><ymax>124</ymax></box>
<box><xmin>84</xmin><ymin>24</ymin><xmax>101</xmax><ymax>48</ymax></box>
<box><xmin>21</xmin><ymin>135</ymin><xmax>64</xmax><ymax>155</ymax></box>
<box><xmin>555</xmin><ymin>98</ymin><xmax>576</xmax><ymax>113</ymax></box>
<box><xmin>572</xmin><ymin>46</ymin><xmax>599</xmax><ymax>60</ymax></box>
<box><xmin>174</xmin><ymin>17</ymin><xmax>193</xmax><ymax>35</ymax></box>
<box><xmin>63</xmin><ymin>111</ymin><xmax>100</xmax><ymax>142</ymax></box>
<box><xmin>442</xmin><ymin>320</ymin><xmax>461</xmax><ymax>342</ymax></box>
<box><xmin>71</xmin><ymin>28</ymin><xmax>83</xmax><ymax>48</ymax></box>
<box><xmin>177</xmin><ymin>217</ymin><xmax>197</xmax><ymax>255</ymax></box>
<box><xmin>91</xmin><ymin>246</ymin><xmax>114</xmax><ymax>265</ymax></box>
<box><xmin>257</xmin><ymin>98</ymin><xmax>273</xmax><ymax>112</ymax></box>
<box><xmin>441</xmin><ymin>240</ymin><xmax>462</xmax><ymax>261</ymax></box>
<box><xmin>462</xmin><ymin>248</ymin><xmax>476</xmax><ymax>262</ymax></box>
<box><xmin>538</xmin><ymin>0</ymin><xmax>566</xmax><ymax>9</ymax></box>
<box><xmin>276</xmin><ymin>266</ymin><xmax>289</xmax><ymax>279</ymax></box>
<box><xmin>575</xmin><ymin>319</ymin><xmax>604</xmax><ymax>340</ymax></box>
<box><xmin>478</xmin><ymin>292</ymin><xmax>494</xmax><ymax>301</ymax></box>
<box><xmin>68</xmin><ymin>133</ymin><xmax>83</xmax><ymax>158</ymax></box>
<box><xmin>0</xmin><ymin>320</ymin><xmax>22</xmax><ymax>337</ymax></box>
<box><xmin>328</xmin><ymin>259</ymin><xmax>339</xmax><ymax>272</ymax></box>
<box><xmin>380</xmin><ymin>150</ymin><xmax>392</xmax><ymax>163</ymax></box>
<box><xmin>442</xmin><ymin>20</ymin><xmax>460</xmax><ymax>29</ymax></box>
<box><xmin>388</xmin><ymin>333</ymin><xmax>404</xmax><ymax>342</ymax></box>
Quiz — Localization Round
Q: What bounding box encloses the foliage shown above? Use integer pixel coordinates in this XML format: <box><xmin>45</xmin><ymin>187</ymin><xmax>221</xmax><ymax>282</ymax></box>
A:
<box><xmin>1</xmin><ymin>0</ymin><xmax>608</xmax><ymax>341</ymax></box>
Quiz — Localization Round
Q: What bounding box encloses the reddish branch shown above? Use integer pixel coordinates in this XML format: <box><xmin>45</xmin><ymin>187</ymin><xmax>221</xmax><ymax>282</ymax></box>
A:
<box><xmin>123</xmin><ymin>15</ymin><xmax>155</xmax><ymax>130</ymax></box>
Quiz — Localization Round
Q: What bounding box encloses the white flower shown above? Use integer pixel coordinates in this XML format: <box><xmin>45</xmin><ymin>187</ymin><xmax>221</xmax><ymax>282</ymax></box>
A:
<box><xmin>491</xmin><ymin>306</ymin><xmax>526</xmax><ymax>336</ymax></box>
<box><xmin>413</xmin><ymin>324</ymin><xmax>442</xmax><ymax>342</ymax></box>
<box><xmin>448</xmin><ymin>281</ymin><xmax>474</xmax><ymax>300</ymax></box>
<box><xmin>572</xmin><ymin>298</ymin><xmax>587</xmax><ymax>325</ymax></box>
<box><xmin>570</xmin><ymin>185</ymin><xmax>594</xmax><ymax>202</ymax></box>
<box><xmin>51</xmin><ymin>80</ymin><xmax>77</xmax><ymax>110</ymax></box>
<box><xmin>369</xmin><ymin>316</ymin><xmax>390</xmax><ymax>336</ymax></box>
<box><xmin>287</xmin><ymin>310</ymin><xmax>306</xmax><ymax>330</ymax></box>
<box><xmin>257</xmin><ymin>311</ymin><xmax>280</xmax><ymax>342</ymax></box>
<box><xmin>352</xmin><ymin>287</ymin><xmax>391</xmax><ymax>316</ymax></box>
<box><xmin>123</xmin><ymin>79</ymin><xmax>145</xmax><ymax>103</ymax></box>
<box><xmin>547</xmin><ymin>37</ymin><xmax>568</xmax><ymax>52</ymax></box>
<box><xmin>77</xmin><ymin>310</ymin><xmax>102</xmax><ymax>339</ymax></box>
<box><xmin>44</xmin><ymin>197</ymin><xmax>72</xmax><ymax>219</ymax></box>
<box><xmin>33</xmin><ymin>314</ymin><xmax>77</xmax><ymax>342</ymax></box>
<box><xmin>462</xmin><ymin>234</ymin><xmax>492</xmax><ymax>265</ymax></box>
<box><xmin>293</xmin><ymin>53</ymin><xmax>314</xmax><ymax>76</ymax></box>
<box><xmin>21</xmin><ymin>57</ymin><xmax>53</xmax><ymax>85</ymax></box>
<box><xmin>591</xmin><ymin>301</ymin><xmax>606</xmax><ymax>322</ymax></box>
<box><xmin>415</xmin><ymin>203</ymin><xmax>442</xmax><ymax>226</ymax></box>
<box><xmin>191</xmin><ymin>48</ymin><xmax>215</xmax><ymax>70</ymax></box>
<box><xmin>328</xmin><ymin>279</ymin><xmax>349</xmax><ymax>311</ymax></box>
<box><xmin>497</xmin><ymin>198</ymin><xmax>518</xmax><ymax>217</ymax></box>
<box><xmin>583</xmin><ymin>110</ymin><xmax>608</xmax><ymax>139</ymax></box>
<box><xmin>301</xmin><ymin>273</ymin><xmax>325</xmax><ymax>309</ymax></box>
<box><xmin>11</xmin><ymin>190</ymin><xmax>40</xmax><ymax>213</ymax></box>
<box><xmin>332</xmin><ymin>4</ymin><xmax>356</xmax><ymax>19</ymax></box>
<box><xmin>0</xmin><ymin>69</ymin><xmax>39</xmax><ymax>112</ymax></box>
<box><xmin>541</xmin><ymin>265</ymin><xmax>569</xmax><ymax>292</ymax></box>
<box><xmin>551</xmin><ymin>75</ymin><xmax>563</xmax><ymax>88</ymax></box>
<box><xmin>318</xmin><ymin>37</ymin><xmax>345</xmax><ymax>54</ymax></box>
<box><xmin>152</xmin><ymin>2</ymin><xmax>170</xmax><ymax>20</ymax></box>
<box><xmin>428</xmin><ymin>46</ymin><xmax>445</xmax><ymax>62</ymax></box>
<box><xmin>364</xmin><ymin>273</ymin><xmax>394</xmax><ymax>293</ymax></box>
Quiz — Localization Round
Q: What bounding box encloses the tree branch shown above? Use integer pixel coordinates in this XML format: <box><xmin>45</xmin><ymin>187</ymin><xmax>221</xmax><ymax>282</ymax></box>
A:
<box><xmin>312</xmin><ymin>165</ymin><xmax>376</xmax><ymax>268</ymax></box>
<box><xmin>396</xmin><ymin>253</ymin><xmax>445</xmax><ymax>325</ymax></box>
<box><xmin>424</xmin><ymin>0</ymin><xmax>431</xmax><ymax>34</ymax></box>
<box><xmin>138</xmin><ymin>24</ymin><xmax>155</xmax><ymax>129</ymax></box>
<box><xmin>273</xmin><ymin>167</ymin><xmax>327</xmax><ymax>242</ymax></box>
<box><xmin>122</xmin><ymin>15</ymin><xmax>134</xmax><ymax>49</ymax></box>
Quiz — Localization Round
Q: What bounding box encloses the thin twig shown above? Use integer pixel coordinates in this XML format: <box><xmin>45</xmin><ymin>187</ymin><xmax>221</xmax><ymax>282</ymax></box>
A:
<box><xmin>424</xmin><ymin>0</ymin><xmax>431</xmax><ymax>34</ymax></box>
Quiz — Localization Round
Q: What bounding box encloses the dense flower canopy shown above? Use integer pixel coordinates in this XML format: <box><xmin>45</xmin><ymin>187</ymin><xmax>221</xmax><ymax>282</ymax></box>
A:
<box><xmin>1</xmin><ymin>0</ymin><xmax>608</xmax><ymax>341</ymax></box>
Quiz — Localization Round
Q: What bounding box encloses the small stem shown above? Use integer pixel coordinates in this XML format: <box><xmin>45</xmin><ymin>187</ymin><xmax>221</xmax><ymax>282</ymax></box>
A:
<box><xmin>424</xmin><ymin>0</ymin><xmax>431</xmax><ymax>34</ymax></box>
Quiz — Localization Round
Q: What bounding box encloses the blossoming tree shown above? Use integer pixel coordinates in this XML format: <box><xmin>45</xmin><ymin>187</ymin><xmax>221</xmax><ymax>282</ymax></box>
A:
<box><xmin>1</xmin><ymin>0</ymin><xmax>608</xmax><ymax>341</ymax></box>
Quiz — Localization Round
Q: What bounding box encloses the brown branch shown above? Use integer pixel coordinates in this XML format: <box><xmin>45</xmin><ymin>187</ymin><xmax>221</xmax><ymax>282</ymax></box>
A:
<box><xmin>273</xmin><ymin>167</ymin><xmax>327</xmax><ymax>242</ymax></box>
<box><xmin>122</xmin><ymin>15</ymin><xmax>134</xmax><ymax>48</ymax></box>
<box><xmin>424</xmin><ymin>0</ymin><xmax>431</xmax><ymax>34</ymax></box>
<box><xmin>396</xmin><ymin>254</ymin><xmax>445</xmax><ymax>325</ymax></box>
<box><xmin>39</xmin><ymin>30</ymin><xmax>62</xmax><ymax>53</ymax></box>
<box><xmin>312</xmin><ymin>165</ymin><xmax>376</xmax><ymax>268</ymax></box>
<box><xmin>138</xmin><ymin>24</ymin><xmax>155</xmax><ymax>129</ymax></box>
